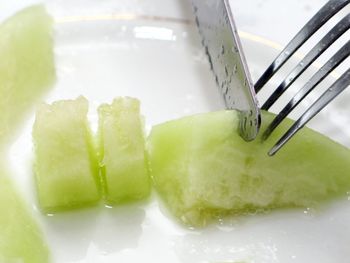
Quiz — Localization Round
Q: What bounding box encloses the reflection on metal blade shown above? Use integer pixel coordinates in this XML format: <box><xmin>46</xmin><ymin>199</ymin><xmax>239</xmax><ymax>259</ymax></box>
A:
<box><xmin>191</xmin><ymin>0</ymin><xmax>260</xmax><ymax>140</ymax></box>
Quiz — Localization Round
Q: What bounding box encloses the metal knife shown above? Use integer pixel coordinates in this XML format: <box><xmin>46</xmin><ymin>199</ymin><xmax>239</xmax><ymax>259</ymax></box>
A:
<box><xmin>191</xmin><ymin>0</ymin><xmax>261</xmax><ymax>141</ymax></box>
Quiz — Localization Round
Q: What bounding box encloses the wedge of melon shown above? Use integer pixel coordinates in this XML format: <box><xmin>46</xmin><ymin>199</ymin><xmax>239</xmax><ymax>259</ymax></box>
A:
<box><xmin>148</xmin><ymin>110</ymin><xmax>350</xmax><ymax>226</ymax></box>
<box><xmin>98</xmin><ymin>97</ymin><xmax>150</xmax><ymax>204</ymax></box>
<box><xmin>0</xmin><ymin>165</ymin><xmax>50</xmax><ymax>263</ymax></box>
<box><xmin>0</xmin><ymin>5</ymin><xmax>55</xmax><ymax>145</ymax></box>
<box><xmin>33</xmin><ymin>97</ymin><xmax>100</xmax><ymax>213</ymax></box>
<box><xmin>0</xmin><ymin>5</ymin><xmax>54</xmax><ymax>261</ymax></box>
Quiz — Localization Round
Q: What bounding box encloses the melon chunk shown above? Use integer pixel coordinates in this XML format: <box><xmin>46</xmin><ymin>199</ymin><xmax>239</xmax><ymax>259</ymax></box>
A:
<box><xmin>98</xmin><ymin>97</ymin><xmax>150</xmax><ymax>204</ymax></box>
<box><xmin>33</xmin><ymin>97</ymin><xmax>100</xmax><ymax>213</ymax></box>
<box><xmin>148</xmin><ymin>111</ymin><xmax>350</xmax><ymax>226</ymax></box>
<box><xmin>0</xmin><ymin>5</ymin><xmax>54</xmax><ymax>261</ymax></box>
<box><xmin>0</xmin><ymin>167</ymin><xmax>50</xmax><ymax>263</ymax></box>
<box><xmin>0</xmin><ymin>5</ymin><xmax>55</xmax><ymax>145</ymax></box>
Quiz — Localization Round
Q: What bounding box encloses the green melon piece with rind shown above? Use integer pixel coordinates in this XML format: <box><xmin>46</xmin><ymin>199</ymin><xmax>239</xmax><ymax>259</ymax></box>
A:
<box><xmin>0</xmin><ymin>165</ymin><xmax>50</xmax><ymax>263</ymax></box>
<box><xmin>98</xmin><ymin>97</ymin><xmax>150</xmax><ymax>204</ymax></box>
<box><xmin>148</xmin><ymin>110</ymin><xmax>350</xmax><ymax>226</ymax></box>
<box><xmin>33</xmin><ymin>97</ymin><xmax>100</xmax><ymax>213</ymax></box>
<box><xmin>0</xmin><ymin>5</ymin><xmax>55</xmax><ymax>145</ymax></box>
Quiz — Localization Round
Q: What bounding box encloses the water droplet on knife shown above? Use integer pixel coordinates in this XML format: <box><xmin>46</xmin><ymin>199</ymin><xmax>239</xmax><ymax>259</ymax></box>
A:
<box><xmin>225</xmin><ymin>65</ymin><xmax>228</xmax><ymax>77</ymax></box>
<box><xmin>233</xmin><ymin>64</ymin><xmax>237</xmax><ymax>73</ymax></box>
<box><xmin>221</xmin><ymin>45</ymin><xmax>225</xmax><ymax>55</ymax></box>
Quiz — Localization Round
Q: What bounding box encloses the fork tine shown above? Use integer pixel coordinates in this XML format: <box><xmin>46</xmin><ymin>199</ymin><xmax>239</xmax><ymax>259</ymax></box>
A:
<box><xmin>262</xmin><ymin>40</ymin><xmax>350</xmax><ymax>140</ymax></box>
<box><xmin>254</xmin><ymin>0</ymin><xmax>350</xmax><ymax>93</ymax></box>
<box><xmin>268</xmin><ymin>68</ymin><xmax>350</xmax><ymax>156</ymax></box>
<box><xmin>261</xmin><ymin>13</ymin><xmax>350</xmax><ymax>110</ymax></box>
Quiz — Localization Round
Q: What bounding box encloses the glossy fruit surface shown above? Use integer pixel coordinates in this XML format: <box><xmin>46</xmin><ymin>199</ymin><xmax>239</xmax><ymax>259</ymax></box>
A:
<box><xmin>148</xmin><ymin>110</ymin><xmax>350</xmax><ymax>226</ymax></box>
<box><xmin>33</xmin><ymin>97</ymin><xmax>100</xmax><ymax>213</ymax></box>
<box><xmin>98</xmin><ymin>97</ymin><xmax>150</xmax><ymax>204</ymax></box>
<box><xmin>0</xmin><ymin>5</ymin><xmax>55</xmax><ymax>145</ymax></box>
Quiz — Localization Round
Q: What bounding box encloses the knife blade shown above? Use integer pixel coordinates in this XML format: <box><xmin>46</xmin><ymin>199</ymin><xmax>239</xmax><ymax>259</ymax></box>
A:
<box><xmin>191</xmin><ymin>0</ymin><xmax>261</xmax><ymax>141</ymax></box>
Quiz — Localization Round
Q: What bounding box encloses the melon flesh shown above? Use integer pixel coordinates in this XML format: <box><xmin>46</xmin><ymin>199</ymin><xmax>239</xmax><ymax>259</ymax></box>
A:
<box><xmin>0</xmin><ymin>167</ymin><xmax>50</xmax><ymax>263</ymax></box>
<box><xmin>148</xmin><ymin>110</ymin><xmax>350</xmax><ymax>226</ymax></box>
<box><xmin>98</xmin><ymin>97</ymin><xmax>150</xmax><ymax>204</ymax></box>
<box><xmin>33</xmin><ymin>97</ymin><xmax>100</xmax><ymax>213</ymax></box>
<box><xmin>0</xmin><ymin>5</ymin><xmax>54</xmax><ymax>262</ymax></box>
<box><xmin>0</xmin><ymin>5</ymin><xmax>55</xmax><ymax>145</ymax></box>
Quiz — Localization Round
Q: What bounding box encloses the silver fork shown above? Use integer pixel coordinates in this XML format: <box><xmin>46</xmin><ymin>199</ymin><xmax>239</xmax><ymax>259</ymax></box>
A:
<box><xmin>256</xmin><ymin>0</ymin><xmax>350</xmax><ymax>155</ymax></box>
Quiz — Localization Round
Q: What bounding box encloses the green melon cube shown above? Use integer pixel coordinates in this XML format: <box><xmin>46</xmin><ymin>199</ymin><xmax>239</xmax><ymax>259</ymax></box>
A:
<box><xmin>148</xmin><ymin>110</ymin><xmax>350</xmax><ymax>226</ymax></box>
<box><xmin>33</xmin><ymin>97</ymin><xmax>100</xmax><ymax>213</ymax></box>
<box><xmin>0</xmin><ymin>169</ymin><xmax>50</xmax><ymax>263</ymax></box>
<box><xmin>98</xmin><ymin>97</ymin><xmax>150</xmax><ymax>204</ymax></box>
<box><xmin>0</xmin><ymin>5</ymin><xmax>55</xmax><ymax>144</ymax></box>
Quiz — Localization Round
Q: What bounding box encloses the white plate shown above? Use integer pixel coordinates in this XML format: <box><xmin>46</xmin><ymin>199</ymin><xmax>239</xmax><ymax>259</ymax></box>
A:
<box><xmin>3</xmin><ymin>1</ymin><xmax>350</xmax><ymax>262</ymax></box>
